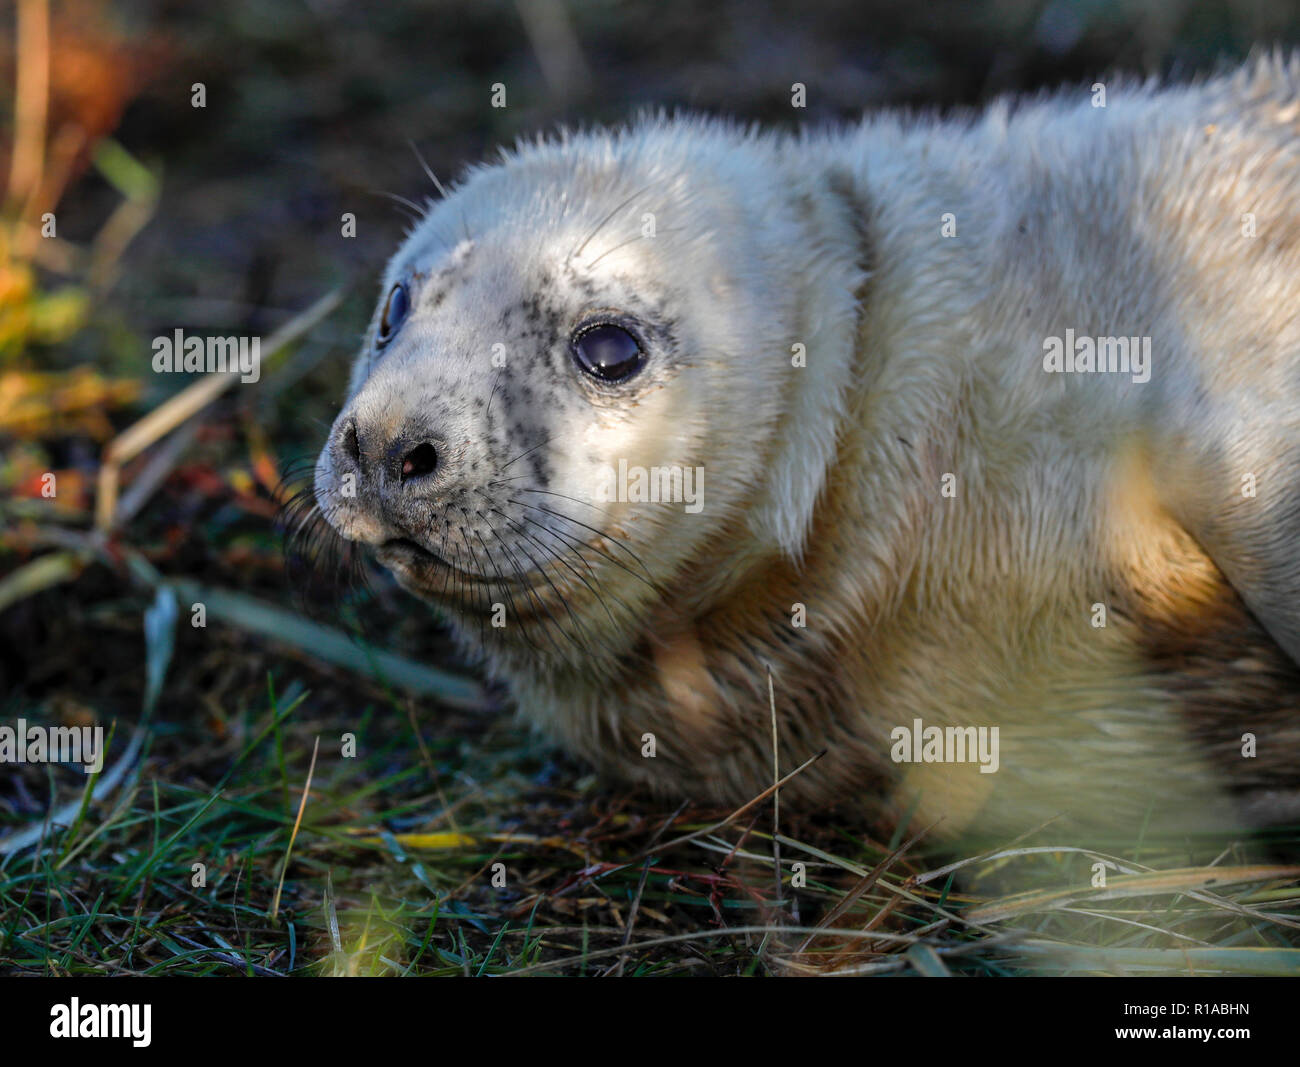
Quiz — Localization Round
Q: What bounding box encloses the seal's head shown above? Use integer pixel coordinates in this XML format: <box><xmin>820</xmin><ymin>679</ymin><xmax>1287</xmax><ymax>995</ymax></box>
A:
<box><xmin>315</xmin><ymin>120</ymin><xmax>866</xmax><ymax>673</ymax></box>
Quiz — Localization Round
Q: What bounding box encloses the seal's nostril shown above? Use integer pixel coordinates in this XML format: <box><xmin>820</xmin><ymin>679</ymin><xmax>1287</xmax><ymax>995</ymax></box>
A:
<box><xmin>401</xmin><ymin>441</ymin><xmax>438</xmax><ymax>481</ymax></box>
<box><xmin>342</xmin><ymin>419</ymin><xmax>361</xmax><ymax>464</ymax></box>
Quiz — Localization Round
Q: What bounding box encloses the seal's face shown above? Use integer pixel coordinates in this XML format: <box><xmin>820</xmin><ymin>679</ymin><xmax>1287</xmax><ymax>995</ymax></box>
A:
<box><xmin>314</xmin><ymin>130</ymin><xmax>832</xmax><ymax>667</ymax></box>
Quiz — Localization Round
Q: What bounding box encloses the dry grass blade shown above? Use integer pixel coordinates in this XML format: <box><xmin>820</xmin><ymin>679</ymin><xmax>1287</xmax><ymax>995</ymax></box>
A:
<box><xmin>269</xmin><ymin>735</ymin><xmax>320</xmax><ymax>924</ymax></box>
<box><xmin>1014</xmin><ymin>941</ymin><xmax>1300</xmax><ymax>975</ymax></box>
<box><xmin>95</xmin><ymin>286</ymin><xmax>345</xmax><ymax>529</ymax></box>
<box><xmin>111</xmin><ymin>418</ymin><xmax>200</xmax><ymax>528</ymax></box>
<box><xmin>774</xmin><ymin>831</ymin><xmax>993</xmax><ymax>937</ymax></box>
<box><xmin>347</xmin><ymin>830</ymin><xmax>589</xmax><ymax>859</ymax></box>
<box><xmin>768</xmin><ymin>666</ymin><xmax>782</xmax><ymax>916</ymax></box>
<box><xmin>0</xmin><ymin>550</ymin><xmax>83</xmax><ymax>613</ymax></box>
<box><xmin>503</xmin><ymin>924</ymin><xmax>931</xmax><ymax>977</ymax></box>
<box><xmin>795</xmin><ymin>819</ymin><xmax>939</xmax><ymax>953</ymax></box>
<box><xmin>915</xmin><ymin>844</ymin><xmax>1147</xmax><ymax>886</ymax></box>
<box><xmin>610</xmin><ymin>801</ymin><xmax>687</xmax><ymax>977</ymax></box>
<box><xmin>6</xmin><ymin>0</ymin><xmax>49</xmax><ymax>221</ymax></box>
<box><xmin>644</xmin><ymin>749</ymin><xmax>824</xmax><ymax>859</ymax></box>
<box><xmin>966</xmin><ymin>864</ymin><xmax>1300</xmax><ymax>924</ymax></box>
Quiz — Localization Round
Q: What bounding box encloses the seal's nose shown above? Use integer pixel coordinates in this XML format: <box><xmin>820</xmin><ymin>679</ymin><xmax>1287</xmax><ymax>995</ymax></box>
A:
<box><xmin>326</xmin><ymin>413</ymin><xmax>442</xmax><ymax>505</ymax></box>
<box><xmin>399</xmin><ymin>441</ymin><xmax>438</xmax><ymax>481</ymax></box>
<box><xmin>325</xmin><ymin>415</ymin><xmax>364</xmax><ymax>487</ymax></box>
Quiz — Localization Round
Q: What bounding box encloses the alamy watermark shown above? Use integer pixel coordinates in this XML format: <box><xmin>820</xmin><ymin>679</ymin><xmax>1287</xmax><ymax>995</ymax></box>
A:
<box><xmin>152</xmin><ymin>328</ymin><xmax>261</xmax><ymax>383</ymax></box>
<box><xmin>890</xmin><ymin>717</ymin><xmax>1000</xmax><ymax>774</ymax></box>
<box><xmin>0</xmin><ymin>719</ymin><xmax>104</xmax><ymax>774</ymax></box>
<box><xmin>1042</xmin><ymin>329</ymin><xmax>1151</xmax><ymax>384</ymax></box>
<box><xmin>595</xmin><ymin>459</ymin><xmax>704</xmax><ymax>513</ymax></box>
<box><xmin>50</xmin><ymin>999</ymin><xmax>150</xmax><ymax>1047</ymax></box>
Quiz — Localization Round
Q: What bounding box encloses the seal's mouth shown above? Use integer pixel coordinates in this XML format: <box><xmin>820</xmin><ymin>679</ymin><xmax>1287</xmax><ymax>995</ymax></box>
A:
<box><xmin>380</xmin><ymin>537</ymin><xmax>449</xmax><ymax>568</ymax></box>
<box><xmin>376</xmin><ymin>537</ymin><xmax>535</xmax><ymax>588</ymax></box>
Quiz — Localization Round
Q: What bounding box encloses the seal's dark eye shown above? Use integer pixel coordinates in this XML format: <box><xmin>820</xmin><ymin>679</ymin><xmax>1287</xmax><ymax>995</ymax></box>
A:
<box><xmin>378</xmin><ymin>283</ymin><xmax>409</xmax><ymax>345</ymax></box>
<box><xmin>571</xmin><ymin>323</ymin><xmax>645</xmax><ymax>382</ymax></box>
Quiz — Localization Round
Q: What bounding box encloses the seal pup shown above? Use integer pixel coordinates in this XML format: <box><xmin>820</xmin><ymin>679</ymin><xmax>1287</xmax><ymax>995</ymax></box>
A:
<box><xmin>313</xmin><ymin>56</ymin><xmax>1300</xmax><ymax>841</ymax></box>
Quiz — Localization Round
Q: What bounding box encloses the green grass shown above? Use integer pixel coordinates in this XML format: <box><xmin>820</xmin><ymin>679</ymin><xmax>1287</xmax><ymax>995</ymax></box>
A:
<box><xmin>4</xmin><ymin>567</ymin><xmax>1300</xmax><ymax>977</ymax></box>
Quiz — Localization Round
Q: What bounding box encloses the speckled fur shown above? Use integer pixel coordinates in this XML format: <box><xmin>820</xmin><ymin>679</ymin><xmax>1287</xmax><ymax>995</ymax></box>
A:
<box><xmin>317</xmin><ymin>55</ymin><xmax>1300</xmax><ymax>843</ymax></box>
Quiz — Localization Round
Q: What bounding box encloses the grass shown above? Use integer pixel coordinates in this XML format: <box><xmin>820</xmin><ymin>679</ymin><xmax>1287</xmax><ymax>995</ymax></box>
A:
<box><xmin>4</xmin><ymin>0</ymin><xmax>1300</xmax><ymax>977</ymax></box>
<box><xmin>4</xmin><ymin>548</ymin><xmax>1300</xmax><ymax>976</ymax></box>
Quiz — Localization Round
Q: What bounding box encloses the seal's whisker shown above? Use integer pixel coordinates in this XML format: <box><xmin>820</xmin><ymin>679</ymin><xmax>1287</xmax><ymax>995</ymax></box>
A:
<box><xmin>454</xmin><ymin>508</ymin><xmax>505</xmax><ymax>637</ymax></box>
<box><xmin>499</xmin><ymin>482</ymin><xmax>657</xmax><ymax>584</ymax></box>
<box><xmin>485</xmin><ymin>368</ymin><xmax>505</xmax><ymax>421</ymax></box>
<box><xmin>501</xmin><ymin>483</ymin><xmax>617</xmax><ymax>516</ymax></box>
<box><xmin>503</xmin><ymin>501</ymin><xmax>601</xmax><ymax>585</ymax></box>
<box><xmin>470</xmin><ymin>526</ymin><xmax>540</xmax><ymax>655</ymax></box>
<box><xmin>380</xmin><ymin>190</ymin><xmax>431</xmax><ymax>219</ymax></box>
<box><xmin>451</xmin><ymin>540</ymin><xmax>486</xmax><ymax>649</ymax></box>
<box><xmin>571</xmin><ymin>182</ymin><xmax>657</xmax><ymax>260</ymax></box>
<box><xmin>483</xmin><ymin>506</ymin><xmax>608</xmax><ymax>661</ymax></box>
<box><xmin>486</xmin><ymin>502</ymin><xmax>622</xmax><ymax>633</ymax></box>
<box><xmin>585</xmin><ymin>232</ymin><xmax>645</xmax><ymax>269</ymax></box>
<box><xmin>510</xmin><ymin>495</ymin><xmax>661</xmax><ymax>592</ymax></box>
<box><xmin>469</xmin><ymin>519</ymin><xmax>532</xmax><ymax>633</ymax></box>
<box><xmin>505</xmin><ymin>496</ymin><xmax>662</xmax><ymax>597</ymax></box>
<box><xmin>435</xmin><ymin>505</ymin><xmax>458</xmax><ymax>602</ymax></box>
<box><xmin>275</xmin><ymin>480</ymin><xmax>372</xmax><ymax>621</ymax></box>
<box><xmin>408</xmin><ymin>140</ymin><xmax>450</xmax><ymax>200</ymax></box>
<box><xmin>508</xmin><ymin>510</ymin><xmax>642</xmax><ymax>629</ymax></box>
<box><xmin>498</xmin><ymin>436</ymin><xmax>556</xmax><ymax>474</ymax></box>
<box><xmin>482</xmin><ymin>515</ymin><xmax>581</xmax><ymax>664</ymax></box>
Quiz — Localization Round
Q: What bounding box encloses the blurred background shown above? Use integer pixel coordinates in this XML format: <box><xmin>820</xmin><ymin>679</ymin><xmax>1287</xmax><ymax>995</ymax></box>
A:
<box><xmin>2</xmin><ymin>0</ymin><xmax>1299</xmax><ymax>977</ymax></box>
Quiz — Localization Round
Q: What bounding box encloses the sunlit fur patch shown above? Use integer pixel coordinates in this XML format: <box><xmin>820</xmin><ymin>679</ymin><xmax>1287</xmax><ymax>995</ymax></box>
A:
<box><xmin>1137</xmin><ymin>577</ymin><xmax>1300</xmax><ymax>816</ymax></box>
<box><xmin>1104</xmin><ymin>435</ymin><xmax>1300</xmax><ymax>821</ymax></box>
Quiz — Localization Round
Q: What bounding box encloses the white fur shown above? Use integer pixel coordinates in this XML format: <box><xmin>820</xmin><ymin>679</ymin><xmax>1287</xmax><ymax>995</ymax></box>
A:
<box><xmin>318</xmin><ymin>54</ymin><xmax>1300</xmax><ymax>839</ymax></box>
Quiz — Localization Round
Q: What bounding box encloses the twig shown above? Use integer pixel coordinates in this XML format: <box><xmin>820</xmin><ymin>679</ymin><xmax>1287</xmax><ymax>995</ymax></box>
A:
<box><xmin>111</xmin><ymin>419</ymin><xmax>200</xmax><ymax>528</ymax></box>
